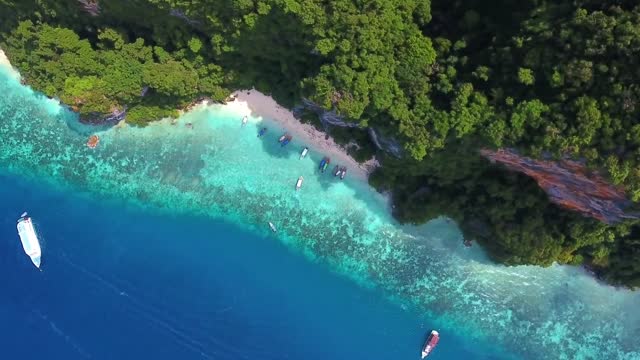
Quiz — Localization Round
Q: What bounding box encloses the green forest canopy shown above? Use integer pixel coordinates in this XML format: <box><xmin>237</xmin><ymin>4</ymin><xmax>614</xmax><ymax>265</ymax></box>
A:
<box><xmin>1</xmin><ymin>0</ymin><xmax>639</xmax><ymax>288</ymax></box>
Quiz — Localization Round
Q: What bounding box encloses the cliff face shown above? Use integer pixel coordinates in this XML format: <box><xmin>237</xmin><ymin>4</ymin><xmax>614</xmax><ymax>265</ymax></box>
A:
<box><xmin>77</xmin><ymin>107</ymin><xmax>127</xmax><ymax>124</ymax></box>
<box><xmin>481</xmin><ymin>148</ymin><xmax>639</xmax><ymax>224</ymax></box>
<box><xmin>298</xmin><ymin>98</ymin><xmax>404</xmax><ymax>157</ymax></box>
<box><xmin>78</xmin><ymin>0</ymin><xmax>100</xmax><ymax>16</ymax></box>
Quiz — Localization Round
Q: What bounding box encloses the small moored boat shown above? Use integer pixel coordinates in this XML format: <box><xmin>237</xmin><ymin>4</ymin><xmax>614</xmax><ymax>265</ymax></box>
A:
<box><xmin>258</xmin><ymin>127</ymin><xmax>268</xmax><ymax>137</ymax></box>
<box><xmin>278</xmin><ymin>133</ymin><xmax>289</xmax><ymax>142</ymax></box>
<box><xmin>268</xmin><ymin>222</ymin><xmax>277</xmax><ymax>232</ymax></box>
<box><xmin>295</xmin><ymin>176</ymin><xmax>304</xmax><ymax>190</ymax></box>
<box><xmin>340</xmin><ymin>167</ymin><xmax>347</xmax><ymax>180</ymax></box>
<box><xmin>300</xmin><ymin>147</ymin><xmax>308</xmax><ymax>159</ymax></box>
<box><xmin>421</xmin><ymin>330</ymin><xmax>439</xmax><ymax>359</ymax></box>
<box><xmin>242</xmin><ymin>115</ymin><xmax>248</xmax><ymax>127</ymax></box>
<box><xmin>281</xmin><ymin>135</ymin><xmax>292</xmax><ymax>147</ymax></box>
<box><xmin>16</xmin><ymin>212</ymin><xmax>42</xmax><ymax>269</ymax></box>
<box><xmin>322</xmin><ymin>160</ymin><xmax>330</xmax><ymax>172</ymax></box>
<box><xmin>333</xmin><ymin>165</ymin><xmax>341</xmax><ymax>176</ymax></box>
<box><xmin>319</xmin><ymin>157</ymin><xmax>330</xmax><ymax>173</ymax></box>
<box><xmin>319</xmin><ymin>157</ymin><xmax>327</xmax><ymax>170</ymax></box>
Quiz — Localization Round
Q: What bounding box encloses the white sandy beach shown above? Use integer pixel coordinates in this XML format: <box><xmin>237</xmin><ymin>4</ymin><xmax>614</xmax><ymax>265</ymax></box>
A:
<box><xmin>0</xmin><ymin>49</ymin><xmax>21</xmax><ymax>81</ymax></box>
<box><xmin>230</xmin><ymin>89</ymin><xmax>378</xmax><ymax>181</ymax></box>
<box><xmin>1</xmin><ymin>49</ymin><xmax>376</xmax><ymax>181</ymax></box>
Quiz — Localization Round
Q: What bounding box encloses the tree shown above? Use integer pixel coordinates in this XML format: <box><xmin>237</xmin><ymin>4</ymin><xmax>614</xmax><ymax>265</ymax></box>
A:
<box><xmin>517</xmin><ymin>67</ymin><xmax>535</xmax><ymax>85</ymax></box>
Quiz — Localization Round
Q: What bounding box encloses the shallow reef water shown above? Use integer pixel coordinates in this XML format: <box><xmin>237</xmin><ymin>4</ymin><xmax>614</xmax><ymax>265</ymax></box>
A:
<box><xmin>0</xmin><ymin>67</ymin><xmax>639</xmax><ymax>360</ymax></box>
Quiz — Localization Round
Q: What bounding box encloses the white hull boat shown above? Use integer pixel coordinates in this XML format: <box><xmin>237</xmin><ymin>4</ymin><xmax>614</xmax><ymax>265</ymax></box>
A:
<box><xmin>16</xmin><ymin>212</ymin><xmax>42</xmax><ymax>269</ymax></box>
<box><xmin>296</xmin><ymin>176</ymin><xmax>304</xmax><ymax>191</ymax></box>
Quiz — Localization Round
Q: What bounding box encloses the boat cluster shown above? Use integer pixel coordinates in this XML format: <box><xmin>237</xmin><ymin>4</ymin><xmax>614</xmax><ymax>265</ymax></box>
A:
<box><xmin>253</xmin><ymin>120</ymin><xmax>348</xmax><ymax>192</ymax></box>
<box><xmin>257</xmin><ymin>128</ymin><xmax>293</xmax><ymax>147</ymax></box>
<box><xmin>278</xmin><ymin>133</ymin><xmax>293</xmax><ymax>146</ymax></box>
<box><xmin>318</xmin><ymin>157</ymin><xmax>347</xmax><ymax>179</ymax></box>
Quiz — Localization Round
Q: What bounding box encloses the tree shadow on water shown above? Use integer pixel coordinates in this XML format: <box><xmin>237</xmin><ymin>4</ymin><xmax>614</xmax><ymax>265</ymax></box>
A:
<box><xmin>249</xmin><ymin>122</ymin><xmax>390</xmax><ymax>218</ymax></box>
<box><xmin>253</xmin><ymin>122</ymin><xmax>300</xmax><ymax>159</ymax></box>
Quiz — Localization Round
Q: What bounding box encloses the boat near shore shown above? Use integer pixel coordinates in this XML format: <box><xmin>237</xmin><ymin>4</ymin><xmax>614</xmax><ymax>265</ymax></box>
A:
<box><xmin>16</xmin><ymin>212</ymin><xmax>42</xmax><ymax>269</ymax></box>
<box><xmin>319</xmin><ymin>157</ymin><xmax>330</xmax><ymax>173</ymax></box>
<box><xmin>421</xmin><ymin>330</ymin><xmax>439</xmax><ymax>358</ymax></box>
<box><xmin>296</xmin><ymin>176</ymin><xmax>304</xmax><ymax>190</ymax></box>
<box><xmin>281</xmin><ymin>135</ymin><xmax>292</xmax><ymax>147</ymax></box>
<box><xmin>300</xmin><ymin>147</ymin><xmax>308</xmax><ymax>159</ymax></box>
<box><xmin>333</xmin><ymin>166</ymin><xmax>347</xmax><ymax>179</ymax></box>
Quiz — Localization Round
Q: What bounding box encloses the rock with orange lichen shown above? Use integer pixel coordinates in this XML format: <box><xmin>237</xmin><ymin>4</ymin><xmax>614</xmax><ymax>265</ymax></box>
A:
<box><xmin>86</xmin><ymin>135</ymin><xmax>99</xmax><ymax>148</ymax></box>
<box><xmin>481</xmin><ymin>148</ymin><xmax>639</xmax><ymax>224</ymax></box>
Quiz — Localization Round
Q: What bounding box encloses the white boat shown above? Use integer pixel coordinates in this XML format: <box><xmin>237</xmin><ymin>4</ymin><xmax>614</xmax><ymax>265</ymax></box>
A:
<box><xmin>300</xmin><ymin>147</ymin><xmax>308</xmax><ymax>159</ymax></box>
<box><xmin>241</xmin><ymin>115</ymin><xmax>248</xmax><ymax>126</ymax></box>
<box><xmin>295</xmin><ymin>176</ymin><xmax>304</xmax><ymax>191</ymax></box>
<box><xmin>268</xmin><ymin>222</ymin><xmax>277</xmax><ymax>232</ymax></box>
<box><xmin>16</xmin><ymin>212</ymin><xmax>42</xmax><ymax>269</ymax></box>
<box><xmin>340</xmin><ymin>167</ymin><xmax>347</xmax><ymax>180</ymax></box>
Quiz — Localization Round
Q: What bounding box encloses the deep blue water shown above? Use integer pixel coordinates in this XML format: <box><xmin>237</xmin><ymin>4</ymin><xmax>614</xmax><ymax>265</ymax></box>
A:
<box><xmin>0</xmin><ymin>171</ymin><xmax>494</xmax><ymax>359</ymax></box>
<box><xmin>2</xmin><ymin>57</ymin><xmax>640</xmax><ymax>360</ymax></box>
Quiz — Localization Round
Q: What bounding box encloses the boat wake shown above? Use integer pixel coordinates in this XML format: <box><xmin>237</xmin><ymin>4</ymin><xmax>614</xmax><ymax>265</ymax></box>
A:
<box><xmin>33</xmin><ymin>309</ymin><xmax>93</xmax><ymax>359</ymax></box>
<box><xmin>53</xmin><ymin>252</ymin><xmax>280</xmax><ymax>360</ymax></box>
<box><xmin>55</xmin><ymin>252</ymin><xmax>217</xmax><ymax>359</ymax></box>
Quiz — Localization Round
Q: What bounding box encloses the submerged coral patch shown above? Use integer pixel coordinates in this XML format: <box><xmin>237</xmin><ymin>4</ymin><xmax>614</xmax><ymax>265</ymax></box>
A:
<box><xmin>0</xmin><ymin>69</ymin><xmax>639</xmax><ymax>360</ymax></box>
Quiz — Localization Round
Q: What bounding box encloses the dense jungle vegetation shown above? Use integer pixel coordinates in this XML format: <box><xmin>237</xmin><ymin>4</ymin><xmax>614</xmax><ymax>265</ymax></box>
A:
<box><xmin>1</xmin><ymin>0</ymin><xmax>639</xmax><ymax>287</ymax></box>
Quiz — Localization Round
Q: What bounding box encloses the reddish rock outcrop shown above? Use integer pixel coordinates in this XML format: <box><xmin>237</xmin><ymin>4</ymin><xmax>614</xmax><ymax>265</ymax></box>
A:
<box><xmin>481</xmin><ymin>148</ymin><xmax>638</xmax><ymax>224</ymax></box>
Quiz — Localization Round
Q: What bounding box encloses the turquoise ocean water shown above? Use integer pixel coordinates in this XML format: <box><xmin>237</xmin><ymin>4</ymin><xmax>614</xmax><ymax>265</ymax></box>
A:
<box><xmin>0</xmin><ymin>64</ymin><xmax>638</xmax><ymax>360</ymax></box>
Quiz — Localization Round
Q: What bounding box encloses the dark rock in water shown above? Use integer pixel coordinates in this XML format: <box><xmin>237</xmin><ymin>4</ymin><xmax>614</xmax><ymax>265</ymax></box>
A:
<box><xmin>480</xmin><ymin>148</ymin><xmax>639</xmax><ymax>224</ymax></box>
